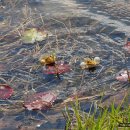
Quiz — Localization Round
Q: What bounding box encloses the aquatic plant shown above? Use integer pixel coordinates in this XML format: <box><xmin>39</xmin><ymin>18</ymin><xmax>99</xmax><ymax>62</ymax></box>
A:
<box><xmin>64</xmin><ymin>99</ymin><xmax>130</xmax><ymax>130</ymax></box>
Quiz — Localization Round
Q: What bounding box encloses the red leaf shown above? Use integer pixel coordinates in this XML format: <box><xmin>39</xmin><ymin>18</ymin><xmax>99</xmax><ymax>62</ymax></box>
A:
<box><xmin>24</xmin><ymin>92</ymin><xmax>56</xmax><ymax>110</ymax></box>
<box><xmin>124</xmin><ymin>41</ymin><xmax>130</xmax><ymax>53</ymax></box>
<box><xmin>0</xmin><ymin>85</ymin><xmax>13</xmax><ymax>99</ymax></box>
<box><xmin>43</xmin><ymin>64</ymin><xmax>71</xmax><ymax>74</ymax></box>
<box><xmin>127</xmin><ymin>41</ymin><xmax>130</xmax><ymax>46</ymax></box>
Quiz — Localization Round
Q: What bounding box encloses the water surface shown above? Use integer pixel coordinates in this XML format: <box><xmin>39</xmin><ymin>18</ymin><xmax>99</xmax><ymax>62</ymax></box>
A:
<box><xmin>0</xmin><ymin>0</ymin><xmax>130</xmax><ymax>129</ymax></box>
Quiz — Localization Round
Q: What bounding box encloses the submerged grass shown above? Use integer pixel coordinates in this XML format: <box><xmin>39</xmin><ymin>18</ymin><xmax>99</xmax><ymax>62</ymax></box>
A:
<box><xmin>64</xmin><ymin>98</ymin><xmax>130</xmax><ymax>130</ymax></box>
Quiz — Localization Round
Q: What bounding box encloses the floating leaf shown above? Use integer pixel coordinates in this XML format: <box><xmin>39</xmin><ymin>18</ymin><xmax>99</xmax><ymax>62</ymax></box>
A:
<box><xmin>116</xmin><ymin>70</ymin><xmax>130</xmax><ymax>82</ymax></box>
<box><xmin>43</xmin><ymin>63</ymin><xmax>71</xmax><ymax>74</ymax></box>
<box><xmin>0</xmin><ymin>85</ymin><xmax>13</xmax><ymax>99</ymax></box>
<box><xmin>21</xmin><ymin>28</ymin><xmax>48</xmax><ymax>43</ymax></box>
<box><xmin>24</xmin><ymin>92</ymin><xmax>56</xmax><ymax>110</ymax></box>
<box><xmin>39</xmin><ymin>54</ymin><xmax>56</xmax><ymax>66</ymax></box>
<box><xmin>80</xmin><ymin>57</ymin><xmax>100</xmax><ymax>69</ymax></box>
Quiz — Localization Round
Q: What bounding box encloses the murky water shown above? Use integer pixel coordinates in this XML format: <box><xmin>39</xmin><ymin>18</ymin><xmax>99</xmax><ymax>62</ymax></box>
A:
<box><xmin>0</xmin><ymin>0</ymin><xmax>130</xmax><ymax>129</ymax></box>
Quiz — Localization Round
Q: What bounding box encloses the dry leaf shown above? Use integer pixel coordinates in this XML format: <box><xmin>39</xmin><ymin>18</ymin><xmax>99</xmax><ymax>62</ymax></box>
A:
<box><xmin>0</xmin><ymin>84</ymin><xmax>13</xmax><ymax>99</ymax></box>
<box><xmin>24</xmin><ymin>92</ymin><xmax>56</xmax><ymax>110</ymax></box>
<box><xmin>80</xmin><ymin>57</ymin><xmax>100</xmax><ymax>69</ymax></box>
<box><xmin>39</xmin><ymin>54</ymin><xmax>56</xmax><ymax>66</ymax></box>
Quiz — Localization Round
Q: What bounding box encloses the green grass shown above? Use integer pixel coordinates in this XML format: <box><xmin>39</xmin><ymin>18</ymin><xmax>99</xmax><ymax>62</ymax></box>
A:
<box><xmin>63</xmin><ymin>99</ymin><xmax>130</xmax><ymax>130</ymax></box>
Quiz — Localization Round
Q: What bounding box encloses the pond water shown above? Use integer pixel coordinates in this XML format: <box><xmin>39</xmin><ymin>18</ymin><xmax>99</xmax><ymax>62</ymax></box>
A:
<box><xmin>0</xmin><ymin>0</ymin><xmax>130</xmax><ymax>129</ymax></box>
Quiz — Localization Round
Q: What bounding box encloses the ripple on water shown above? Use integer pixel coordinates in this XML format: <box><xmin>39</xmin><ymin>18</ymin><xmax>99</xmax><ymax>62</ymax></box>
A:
<box><xmin>0</xmin><ymin>0</ymin><xmax>130</xmax><ymax>129</ymax></box>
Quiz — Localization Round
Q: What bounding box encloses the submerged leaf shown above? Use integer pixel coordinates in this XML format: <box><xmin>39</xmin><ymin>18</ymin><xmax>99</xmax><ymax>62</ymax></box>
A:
<box><xmin>116</xmin><ymin>70</ymin><xmax>130</xmax><ymax>82</ymax></box>
<box><xmin>0</xmin><ymin>85</ymin><xmax>13</xmax><ymax>99</ymax></box>
<box><xmin>24</xmin><ymin>92</ymin><xmax>56</xmax><ymax>110</ymax></box>
<box><xmin>21</xmin><ymin>28</ymin><xmax>48</xmax><ymax>43</ymax></box>
<box><xmin>21</xmin><ymin>28</ymin><xmax>37</xmax><ymax>43</ymax></box>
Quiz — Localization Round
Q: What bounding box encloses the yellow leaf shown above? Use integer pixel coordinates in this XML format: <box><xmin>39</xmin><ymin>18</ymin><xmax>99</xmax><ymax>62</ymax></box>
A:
<box><xmin>39</xmin><ymin>54</ymin><xmax>56</xmax><ymax>66</ymax></box>
<box><xmin>21</xmin><ymin>28</ymin><xmax>48</xmax><ymax>43</ymax></box>
<box><xmin>80</xmin><ymin>57</ymin><xmax>100</xmax><ymax>69</ymax></box>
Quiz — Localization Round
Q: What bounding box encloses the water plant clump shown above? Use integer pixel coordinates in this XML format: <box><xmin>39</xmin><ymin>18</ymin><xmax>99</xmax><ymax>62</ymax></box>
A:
<box><xmin>64</xmin><ymin>99</ymin><xmax>130</xmax><ymax>130</ymax></box>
